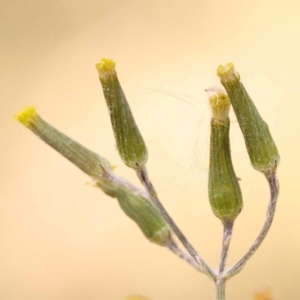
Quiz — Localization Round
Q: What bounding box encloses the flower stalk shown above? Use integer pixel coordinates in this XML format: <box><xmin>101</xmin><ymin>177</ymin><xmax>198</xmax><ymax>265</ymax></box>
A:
<box><xmin>225</xmin><ymin>172</ymin><xmax>279</xmax><ymax>279</ymax></box>
<box><xmin>216</xmin><ymin>64</ymin><xmax>280</xmax><ymax>284</ymax></box>
<box><xmin>136</xmin><ymin>165</ymin><xmax>216</xmax><ymax>279</ymax></box>
<box><xmin>207</xmin><ymin>91</ymin><xmax>239</xmax><ymax>299</ymax></box>
<box><xmin>165</xmin><ymin>240</ymin><xmax>204</xmax><ymax>272</ymax></box>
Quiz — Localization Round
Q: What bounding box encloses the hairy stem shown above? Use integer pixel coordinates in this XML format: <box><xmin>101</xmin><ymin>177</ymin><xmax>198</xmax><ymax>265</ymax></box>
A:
<box><xmin>216</xmin><ymin>278</ymin><xmax>226</xmax><ymax>300</ymax></box>
<box><xmin>225</xmin><ymin>172</ymin><xmax>279</xmax><ymax>279</ymax></box>
<box><xmin>136</xmin><ymin>166</ymin><xmax>216</xmax><ymax>280</ymax></box>
<box><xmin>165</xmin><ymin>240</ymin><xmax>204</xmax><ymax>273</ymax></box>
<box><xmin>215</xmin><ymin>221</ymin><xmax>233</xmax><ymax>300</ymax></box>
<box><xmin>219</xmin><ymin>221</ymin><xmax>233</xmax><ymax>275</ymax></box>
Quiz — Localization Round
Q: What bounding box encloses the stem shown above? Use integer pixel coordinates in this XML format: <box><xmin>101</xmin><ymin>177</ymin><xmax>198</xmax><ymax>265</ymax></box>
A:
<box><xmin>136</xmin><ymin>166</ymin><xmax>216</xmax><ymax>280</ymax></box>
<box><xmin>165</xmin><ymin>240</ymin><xmax>204</xmax><ymax>273</ymax></box>
<box><xmin>225</xmin><ymin>172</ymin><xmax>279</xmax><ymax>279</ymax></box>
<box><xmin>216</xmin><ymin>278</ymin><xmax>226</xmax><ymax>300</ymax></box>
<box><xmin>219</xmin><ymin>221</ymin><xmax>233</xmax><ymax>275</ymax></box>
<box><xmin>214</xmin><ymin>221</ymin><xmax>233</xmax><ymax>300</ymax></box>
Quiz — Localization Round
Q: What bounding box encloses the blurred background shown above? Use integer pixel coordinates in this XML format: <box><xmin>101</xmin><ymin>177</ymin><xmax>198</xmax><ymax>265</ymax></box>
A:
<box><xmin>1</xmin><ymin>0</ymin><xmax>299</xmax><ymax>299</ymax></box>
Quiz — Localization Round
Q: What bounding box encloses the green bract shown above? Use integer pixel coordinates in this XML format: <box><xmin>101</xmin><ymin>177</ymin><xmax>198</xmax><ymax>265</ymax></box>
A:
<box><xmin>96</xmin><ymin>58</ymin><xmax>148</xmax><ymax>170</ymax></box>
<box><xmin>217</xmin><ymin>63</ymin><xmax>280</xmax><ymax>175</ymax></box>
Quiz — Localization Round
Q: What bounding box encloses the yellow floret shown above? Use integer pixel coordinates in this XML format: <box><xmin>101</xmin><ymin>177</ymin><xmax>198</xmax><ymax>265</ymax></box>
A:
<box><xmin>209</xmin><ymin>92</ymin><xmax>231</xmax><ymax>121</ymax></box>
<box><xmin>95</xmin><ymin>58</ymin><xmax>116</xmax><ymax>78</ymax></box>
<box><xmin>14</xmin><ymin>106</ymin><xmax>38</xmax><ymax>128</ymax></box>
<box><xmin>210</xmin><ymin>92</ymin><xmax>230</xmax><ymax>108</ymax></box>
<box><xmin>217</xmin><ymin>62</ymin><xmax>240</xmax><ymax>81</ymax></box>
<box><xmin>217</xmin><ymin>62</ymin><xmax>234</xmax><ymax>76</ymax></box>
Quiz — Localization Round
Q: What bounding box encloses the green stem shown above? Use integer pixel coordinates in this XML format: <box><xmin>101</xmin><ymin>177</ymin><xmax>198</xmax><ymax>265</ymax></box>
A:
<box><xmin>225</xmin><ymin>172</ymin><xmax>279</xmax><ymax>279</ymax></box>
<box><xmin>219</xmin><ymin>221</ymin><xmax>233</xmax><ymax>274</ymax></box>
<box><xmin>215</xmin><ymin>221</ymin><xmax>233</xmax><ymax>300</ymax></box>
<box><xmin>216</xmin><ymin>278</ymin><xmax>226</xmax><ymax>300</ymax></box>
<box><xmin>136</xmin><ymin>166</ymin><xmax>216</xmax><ymax>280</ymax></box>
<box><xmin>165</xmin><ymin>240</ymin><xmax>203</xmax><ymax>272</ymax></box>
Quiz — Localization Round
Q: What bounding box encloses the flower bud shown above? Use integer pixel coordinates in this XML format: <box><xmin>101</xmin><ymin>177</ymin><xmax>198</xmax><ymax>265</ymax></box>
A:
<box><xmin>96</xmin><ymin>178</ymin><xmax>171</xmax><ymax>246</ymax></box>
<box><xmin>96</xmin><ymin>58</ymin><xmax>148</xmax><ymax>170</ymax></box>
<box><xmin>14</xmin><ymin>106</ymin><xmax>111</xmax><ymax>177</ymax></box>
<box><xmin>217</xmin><ymin>63</ymin><xmax>280</xmax><ymax>174</ymax></box>
<box><xmin>208</xmin><ymin>92</ymin><xmax>243</xmax><ymax>223</ymax></box>
<box><xmin>116</xmin><ymin>185</ymin><xmax>171</xmax><ymax>245</ymax></box>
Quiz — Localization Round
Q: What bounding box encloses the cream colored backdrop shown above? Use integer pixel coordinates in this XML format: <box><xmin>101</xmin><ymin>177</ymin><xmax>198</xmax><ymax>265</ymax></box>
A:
<box><xmin>1</xmin><ymin>0</ymin><xmax>299</xmax><ymax>299</ymax></box>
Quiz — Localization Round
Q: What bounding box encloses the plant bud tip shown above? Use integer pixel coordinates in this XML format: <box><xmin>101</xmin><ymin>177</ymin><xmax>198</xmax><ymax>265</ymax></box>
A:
<box><xmin>14</xmin><ymin>106</ymin><xmax>38</xmax><ymax>128</ymax></box>
<box><xmin>208</xmin><ymin>92</ymin><xmax>230</xmax><ymax>121</ymax></box>
<box><xmin>217</xmin><ymin>62</ymin><xmax>240</xmax><ymax>81</ymax></box>
<box><xmin>95</xmin><ymin>58</ymin><xmax>116</xmax><ymax>78</ymax></box>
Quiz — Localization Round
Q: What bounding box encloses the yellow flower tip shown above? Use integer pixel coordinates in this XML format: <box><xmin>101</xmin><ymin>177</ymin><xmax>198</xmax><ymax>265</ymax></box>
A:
<box><xmin>217</xmin><ymin>62</ymin><xmax>234</xmax><ymax>76</ymax></box>
<box><xmin>95</xmin><ymin>58</ymin><xmax>116</xmax><ymax>78</ymax></box>
<box><xmin>208</xmin><ymin>92</ymin><xmax>231</xmax><ymax>121</ymax></box>
<box><xmin>217</xmin><ymin>62</ymin><xmax>240</xmax><ymax>81</ymax></box>
<box><xmin>209</xmin><ymin>92</ymin><xmax>230</xmax><ymax>108</ymax></box>
<box><xmin>14</xmin><ymin>106</ymin><xmax>38</xmax><ymax>128</ymax></box>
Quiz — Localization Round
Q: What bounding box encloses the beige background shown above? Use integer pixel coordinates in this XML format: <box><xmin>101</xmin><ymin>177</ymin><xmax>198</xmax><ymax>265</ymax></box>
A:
<box><xmin>1</xmin><ymin>0</ymin><xmax>299</xmax><ymax>299</ymax></box>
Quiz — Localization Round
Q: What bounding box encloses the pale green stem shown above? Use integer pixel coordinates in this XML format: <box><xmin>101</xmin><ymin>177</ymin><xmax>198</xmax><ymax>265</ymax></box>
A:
<box><xmin>165</xmin><ymin>240</ymin><xmax>204</xmax><ymax>273</ymax></box>
<box><xmin>215</xmin><ymin>221</ymin><xmax>233</xmax><ymax>300</ymax></box>
<box><xmin>136</xmin><ymin>166</ymin><xmax>216</xmax><ymax>280</ymax></box>
<box><xmin>225</xmin><ymin>172</ymin><xmax>279</xmax><ymax>279</ymax></box>
<box><xmin>216</xmin><ymin>278</ymin><xmax>226</xmax><ymax>300</ymax></box>
<box><xmin>219</xmin><ymin>221</ymin><xmax>233</xmax><ymax>275</ymax></box>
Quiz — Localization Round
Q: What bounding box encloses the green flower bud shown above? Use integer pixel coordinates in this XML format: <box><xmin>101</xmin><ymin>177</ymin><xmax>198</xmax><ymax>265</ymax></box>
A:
<box><xmin>217</xmin><ymin>63</ymin><xmax>280</xmax><ymax>174</ymax></box>
<box><xmin>208</xmin><ymin>92</ymin><xmax>243</xmax><ymax>223</ymax></box>
<box><xmin>96</xmin><ymin>58</ymin><xmax>148</xmax><ymax>170</ymax></box>
<box><xmin>116</xmin><ymin>185</ymin><xmax>171</xmax><ymax>246</ymax></box>
<box><xmin>96</xmin><ymin>178</ymin><xmax>171</xmax><ymax>246</ymax></box>
<box><xmin>14</xmin><ymin>106</ymin><xmax>112</xmax><ymax>177</ymax></box>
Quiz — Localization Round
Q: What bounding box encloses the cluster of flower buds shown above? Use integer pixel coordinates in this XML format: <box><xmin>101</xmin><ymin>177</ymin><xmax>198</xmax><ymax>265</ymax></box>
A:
<box><xmin>15</xmin><ymin>59</ymin><xmax>280</xmax><ymax>284</ymax></box>
<box><xmin>206</xmin><ymin>63</ymin><xmax>280</xmax><ymax>223</ymax></box>
<box><xmin>15</xmin><ymin>106</ymin><xmax>171</xmax><ymax>246</ymax></box>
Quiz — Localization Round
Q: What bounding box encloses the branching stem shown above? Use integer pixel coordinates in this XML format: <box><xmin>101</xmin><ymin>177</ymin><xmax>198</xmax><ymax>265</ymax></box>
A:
<box><xmin>165</xmin><ymin>240</ymin><xmax>204</xmax><ymax>273</ymax></box>
<box><xmin>136</xmin><ymin>166</ymin><xmax>216</xmax><ymax>280</ymax></box>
